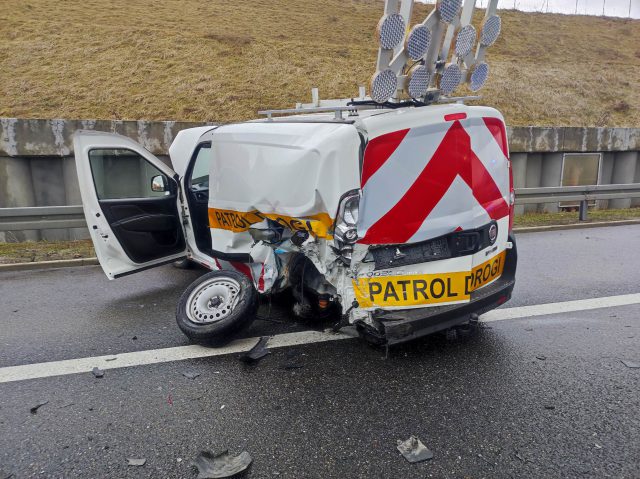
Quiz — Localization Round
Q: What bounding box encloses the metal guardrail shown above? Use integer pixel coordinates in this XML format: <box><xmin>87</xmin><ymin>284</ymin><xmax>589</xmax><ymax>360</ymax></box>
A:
<box><xmin>0</xmin><ymin>206</ymin><xmax>86</xmax><ymax>231</ymax></box>
<box><xmin>1</xmin><ymin>183</ymin><xmax>639</xmax><ymax>231</ymax></box>
<box><xmin>515</xmin><ymin>183</ymin><xmax>640</xmax><ymax>220</ymax></box>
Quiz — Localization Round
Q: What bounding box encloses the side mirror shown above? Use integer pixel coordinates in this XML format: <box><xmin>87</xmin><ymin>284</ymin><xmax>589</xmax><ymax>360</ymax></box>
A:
<box><xmin>151</xmin><ymin>175</ymin><xmax>168</xmax><ymax>192</ymax></box>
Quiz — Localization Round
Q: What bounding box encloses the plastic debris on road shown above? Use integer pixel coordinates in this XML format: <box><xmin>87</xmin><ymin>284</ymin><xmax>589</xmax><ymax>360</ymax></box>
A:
<box><xmin>239</xmin><ymin>336</ymin><xmax>270</xmax><ymax>364</ymax></box>
<box><xmin>397</xmin><ymin>436</ymin><xmax>433</xmax><ymax>463</ymax></box>
<box><xmin>192</xmin><ymin>450</ymin><xmax>253</xmax><ymax>479</ymax></box>
<box><xmin>92</xmin><ymin>367</ymin><xmax>104</xmax><ymax>378</ymax></box>
<box><xmin>620</xmin><ymin>359</ymin><xmax>640</xmax><ymax>369</ymax></box>
<box><xmin>127</xmin><ymin>458</ymin><xmax>146</xmax><ymax>467</ymax></box>
<box><xmin>182</xmin><ymin>371</ymin><xmax>202</xmax><ymax>380</ymax></box>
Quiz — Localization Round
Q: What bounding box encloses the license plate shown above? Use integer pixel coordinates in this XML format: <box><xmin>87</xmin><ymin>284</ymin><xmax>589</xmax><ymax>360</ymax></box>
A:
<box><xmin>353</xmin><ymin>251</ymin><xmax>506</xmax><ymax>309</ymax></box>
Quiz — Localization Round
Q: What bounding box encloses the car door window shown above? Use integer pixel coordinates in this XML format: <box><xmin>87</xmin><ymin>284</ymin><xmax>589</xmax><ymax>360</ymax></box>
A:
<box><xmin>189</xmin><ymin>144</ymin><xmax>211</xmax><ymax>189</ymax></box>
<box><xmin>89</xmin><ymin>148</ymin><xmax>170</xmax><ymax>200</ymax></box>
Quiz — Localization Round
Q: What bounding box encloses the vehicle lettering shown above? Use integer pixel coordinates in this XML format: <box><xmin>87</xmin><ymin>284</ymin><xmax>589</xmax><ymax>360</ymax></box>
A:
<box><xmin>353</xmin><ymin>251</ymin><xmax>506</xmax><ymax>309</ymax></box>
<box><xmin>413</xmin><ymin>279</ymin><xmax>428</xmax><ymax>300</ymax></box>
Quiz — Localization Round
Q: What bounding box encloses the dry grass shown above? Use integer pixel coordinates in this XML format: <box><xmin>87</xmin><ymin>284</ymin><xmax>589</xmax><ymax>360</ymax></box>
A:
<box><xmin>0</xmin><ymin>0</ymin><xmax>638</xmax><ymax>126</ymax></box>
<box><xmin>0</xmin><ymin>239</ymin><xmax>94</xmax><ymax>264</ymax></box>
<box><xmin>514</xmin><ymin>207</ymin><xmax>640</xmax><ymax>227</ymax></box>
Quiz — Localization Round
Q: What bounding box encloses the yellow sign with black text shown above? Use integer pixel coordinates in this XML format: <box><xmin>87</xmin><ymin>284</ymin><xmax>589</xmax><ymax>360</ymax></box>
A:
<box><xmin>353</xmin><ymin>251</ymin><xmax>506</xmax><ymax>309</ymax></box>
<box><xmin>208</xmin><ymin>207</ymin><xmax>333</xmax><ymax>239</ymax></box>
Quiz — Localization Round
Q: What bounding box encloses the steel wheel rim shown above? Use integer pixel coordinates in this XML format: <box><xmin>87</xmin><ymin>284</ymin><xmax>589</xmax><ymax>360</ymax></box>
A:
<box><xmin>186</xmin><ymin>277</ymin><xmax>242</xmax><ymax>324</ymax></box>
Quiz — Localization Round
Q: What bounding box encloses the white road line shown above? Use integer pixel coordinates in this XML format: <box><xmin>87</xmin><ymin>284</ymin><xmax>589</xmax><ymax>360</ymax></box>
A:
<box><xmin>0</xmin><ymin>331</ymin><xmax>354</xmax><ymax>385</ymax></box>
<box><xmin>1</xmin><ymin>293</ymin><xmax>639</xmax><ymax>384</ymax></box>
<box><xmin>480</xmin><ymin>292</ymin><xmax>640</xmax><ymax>322</ymax></box>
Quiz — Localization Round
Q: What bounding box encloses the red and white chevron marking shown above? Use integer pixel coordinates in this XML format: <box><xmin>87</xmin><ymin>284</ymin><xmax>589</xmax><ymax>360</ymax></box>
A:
<box><xmin>358</xmin><ymin>116</ymin><xmax>511</xmax><ymax>245</ymax></box>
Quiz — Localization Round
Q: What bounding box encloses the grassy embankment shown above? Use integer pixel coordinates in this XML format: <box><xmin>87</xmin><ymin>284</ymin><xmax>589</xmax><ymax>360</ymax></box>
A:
<box><xmin>1</xmin><ymin>0</ymin><xmax>639</xmax><ymax>126</ymax></box>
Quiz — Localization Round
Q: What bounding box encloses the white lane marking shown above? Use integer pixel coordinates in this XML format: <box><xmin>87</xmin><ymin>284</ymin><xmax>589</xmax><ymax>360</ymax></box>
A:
<box><xmin>1</xmin><ymin>293</ymin><xmax>639</xmax><ymax>384</ymax></box>
<box><xmin>480</xmin><ymin>293</ymin><xmax>640</xmax><ymax>322</ymax></box>
<box><xmin>0</xmin><ymin>330</ymin><xmax>353</xmax><ymax>384</ymax></box>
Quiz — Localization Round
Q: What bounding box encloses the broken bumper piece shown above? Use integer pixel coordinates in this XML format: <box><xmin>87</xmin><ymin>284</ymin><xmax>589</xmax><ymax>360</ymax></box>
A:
<box><xmin>357</xmin><ymin>239</ymin><xmax>517</xmax><ymax>346</ymax></box>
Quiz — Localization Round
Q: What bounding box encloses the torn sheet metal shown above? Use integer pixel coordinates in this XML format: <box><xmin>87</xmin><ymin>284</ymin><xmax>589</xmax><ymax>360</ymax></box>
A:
<box><xmin>208</xmin><ymin>122</ymin><xmax>361</xmax><ymax>256</ymax></box>
<box><xmin>192</xmin><ymin>450</ymin><xmax>253</xmax><ymax>479</ymax></box>
<box><xmin>397</xmin><ymin>436</ymin><xmax>434</xmax><ymax>463</ymax></box>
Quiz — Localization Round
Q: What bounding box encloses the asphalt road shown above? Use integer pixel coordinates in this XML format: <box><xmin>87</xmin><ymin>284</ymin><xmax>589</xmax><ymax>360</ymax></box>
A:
<box><xmin>1</xmin><ymin>225</ymin><xmax>639</xmax><ymax>478</ymax></box>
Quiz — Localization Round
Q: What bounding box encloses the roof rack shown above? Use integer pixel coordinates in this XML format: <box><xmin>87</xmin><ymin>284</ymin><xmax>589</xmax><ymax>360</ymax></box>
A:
<box><xmin>258</xmin><ymin>104</ymin><xmax>388</xmax><ymax>121</ymax></box>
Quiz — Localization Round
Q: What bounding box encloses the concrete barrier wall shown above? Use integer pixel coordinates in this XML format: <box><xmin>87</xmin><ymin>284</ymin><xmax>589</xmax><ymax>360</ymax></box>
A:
<box><xmin>1</xmin><ymin>118</ymin><xmax>639</xmax><ymax>241</ymax></box>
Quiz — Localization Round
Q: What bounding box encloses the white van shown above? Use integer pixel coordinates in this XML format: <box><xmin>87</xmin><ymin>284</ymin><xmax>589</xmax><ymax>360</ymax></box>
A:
<box><xmin>74</xmin><ymin>103</ymin><xmax>517</xmax><ymax>345</ymax></box>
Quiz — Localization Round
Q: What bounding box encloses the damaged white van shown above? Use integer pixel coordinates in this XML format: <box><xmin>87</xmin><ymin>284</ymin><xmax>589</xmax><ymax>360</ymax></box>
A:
<box><xmin>74</xmin><ymin>103</ymin><xmax>517</xmax><ymax>346</ymax></box>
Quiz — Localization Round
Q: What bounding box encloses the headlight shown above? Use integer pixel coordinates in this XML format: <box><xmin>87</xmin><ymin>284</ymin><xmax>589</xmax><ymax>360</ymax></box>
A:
<box><xmin>333</xmin><ymin>190</ymin><xmax>360</xmax><ymax>261</ymax></box>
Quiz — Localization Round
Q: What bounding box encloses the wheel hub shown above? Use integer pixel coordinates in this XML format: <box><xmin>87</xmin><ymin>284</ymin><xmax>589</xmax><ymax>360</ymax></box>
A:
<box><xmin>186</xmin><ymin>277</ymin><xmax>241</xmax><ymax>324</ymax></box>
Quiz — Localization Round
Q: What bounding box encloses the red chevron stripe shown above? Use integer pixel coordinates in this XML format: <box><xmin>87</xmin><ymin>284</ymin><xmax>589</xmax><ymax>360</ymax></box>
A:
<box><xmin>360</xmin><ymin>120</ymin><xmax>509</xmax><ymax>244</ymax></box>
<box><xmin>361</xmin><ymin>128</ymin><xmax>410</xmax><ymax>187</ymax></box>
<box><xmin>483</xmin><ymin>117</ymin><xmax>509</xmax><ymax>159</ymax></box>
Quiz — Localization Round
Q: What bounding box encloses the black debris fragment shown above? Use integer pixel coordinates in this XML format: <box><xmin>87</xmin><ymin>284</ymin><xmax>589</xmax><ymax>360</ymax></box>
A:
<box><xmin>182</xmin><ymin>371</ymin><xmax>202</xmax><ymax>380</ymax></box>
<box><xmin>620</xmin><ymin>359</ymin><xmax>640</xmax><ymax>369</ymax></box>
<box><xmin>281</xmin><ymin>361</ymin><xmax>304</xmax><ymax>370</ymax></box>
<box><xmin>92</xmin><ymin>367</ymin><xmax>104</xmax><ymax>378</ymax></box>
<box><xmin>239</xmin><ymin>337</ymin><xmax>270</xmax><ymax>364</ymax></box>
<box><xmin>30</xmin><ymin>400</ymin><xmax>49</xmax><ymax>414</ymax></box>
<box><xmin>192</xmin><ymin>450</ymin><xmax>253</xmax><ymax>478</ymax></box>
<box><xmin>132</xmin><ymin>336</ymin><xmax>138</xmax><ymax>340</ymax></box>
<box><xmin>396</xmin><ymin>436</ymin><xmax>433</xmax><ymax>463</ymax></box>
<box><xmin>127</xmin><ymin>458</ymin><xmax>146</xmax><ymax>467</ymax></box>
<box><xmin>280</xmin><ymin>349</ymin><xmax>304</xmax><ymax>369</ymax></box>
<box><xmin>514</xmin><ymin>449</ymin><xmax>532</xmax><ymax>464</ymax></box>
<box><xmin>536</xmin><ymin>355</ymin><xmax>547</xmax><ymax>361</ymax></box>
<box><xmin>445</xmin><ymin>328</ymin><xmax>458</xmax><ymax>341</ymax></box>
<box><xmin>544</xmin><ymin>405</ymin><xmax>556</xmax><ymax>410</ymax></box>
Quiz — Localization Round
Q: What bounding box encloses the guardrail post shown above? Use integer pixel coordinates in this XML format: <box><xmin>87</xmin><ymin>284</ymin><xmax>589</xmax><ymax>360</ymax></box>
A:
<box><xmin>579</xmin><ymin>200</ymin><xmax>588</xmax><ymax>221</ymax></box>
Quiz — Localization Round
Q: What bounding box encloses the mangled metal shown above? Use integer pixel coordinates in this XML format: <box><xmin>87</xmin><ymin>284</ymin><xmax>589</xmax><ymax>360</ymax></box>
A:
<box><xmin>397</xmin><ymin>436</ymin><xmax>434</xmax><ymax>463</ymax></box>
<box><xmin>191</xmin><ymin>450</ymin><xmax>253</xmax><ymax>479</ymax></box>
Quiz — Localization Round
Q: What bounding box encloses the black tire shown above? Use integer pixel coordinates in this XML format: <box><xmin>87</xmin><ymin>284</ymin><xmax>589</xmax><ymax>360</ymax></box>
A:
<box><xmin>176</xmin><ymin>270</ymin><xmax>258</xmax><ymax>344</ymax></box>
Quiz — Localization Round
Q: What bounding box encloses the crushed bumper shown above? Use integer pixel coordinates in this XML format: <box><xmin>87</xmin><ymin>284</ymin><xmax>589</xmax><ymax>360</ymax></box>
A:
<box><xmin>356</xmin><ymin>236</ymin><xmax>517</xmax><ymax>346</ymax></box>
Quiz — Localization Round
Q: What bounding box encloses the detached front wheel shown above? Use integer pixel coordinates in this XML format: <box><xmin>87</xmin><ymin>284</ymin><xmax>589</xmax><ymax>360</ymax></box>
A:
<box><xmin>176</xmin><ymin>270</ymin><xmax>258</xmax><ymax>343</ymax></box>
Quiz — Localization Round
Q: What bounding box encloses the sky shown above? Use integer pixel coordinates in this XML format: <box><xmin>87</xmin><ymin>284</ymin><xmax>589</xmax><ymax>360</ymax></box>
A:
<box><xmin>417</xmin><ymin>0</ymin><xmax>640</xmax><ymax>18</ymax></box>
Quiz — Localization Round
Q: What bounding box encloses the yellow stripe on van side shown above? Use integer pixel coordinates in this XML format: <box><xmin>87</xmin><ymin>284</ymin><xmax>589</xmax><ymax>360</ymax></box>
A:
<box><xmin>208</xmin><ymin>208</ymin><xmax>334</xmax><ymax>239</ymax></box>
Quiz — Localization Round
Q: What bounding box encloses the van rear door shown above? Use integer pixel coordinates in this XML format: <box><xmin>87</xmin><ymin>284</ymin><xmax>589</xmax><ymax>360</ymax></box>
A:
<box><xmin>74</xmin><ymin>131</ymin><xmax>187</xmax><ymax>279</ymax></box>
<box><xmin>358</xmin><ymin>113</ymin><xmax>510</xmax><ymax>246</ymax></box>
